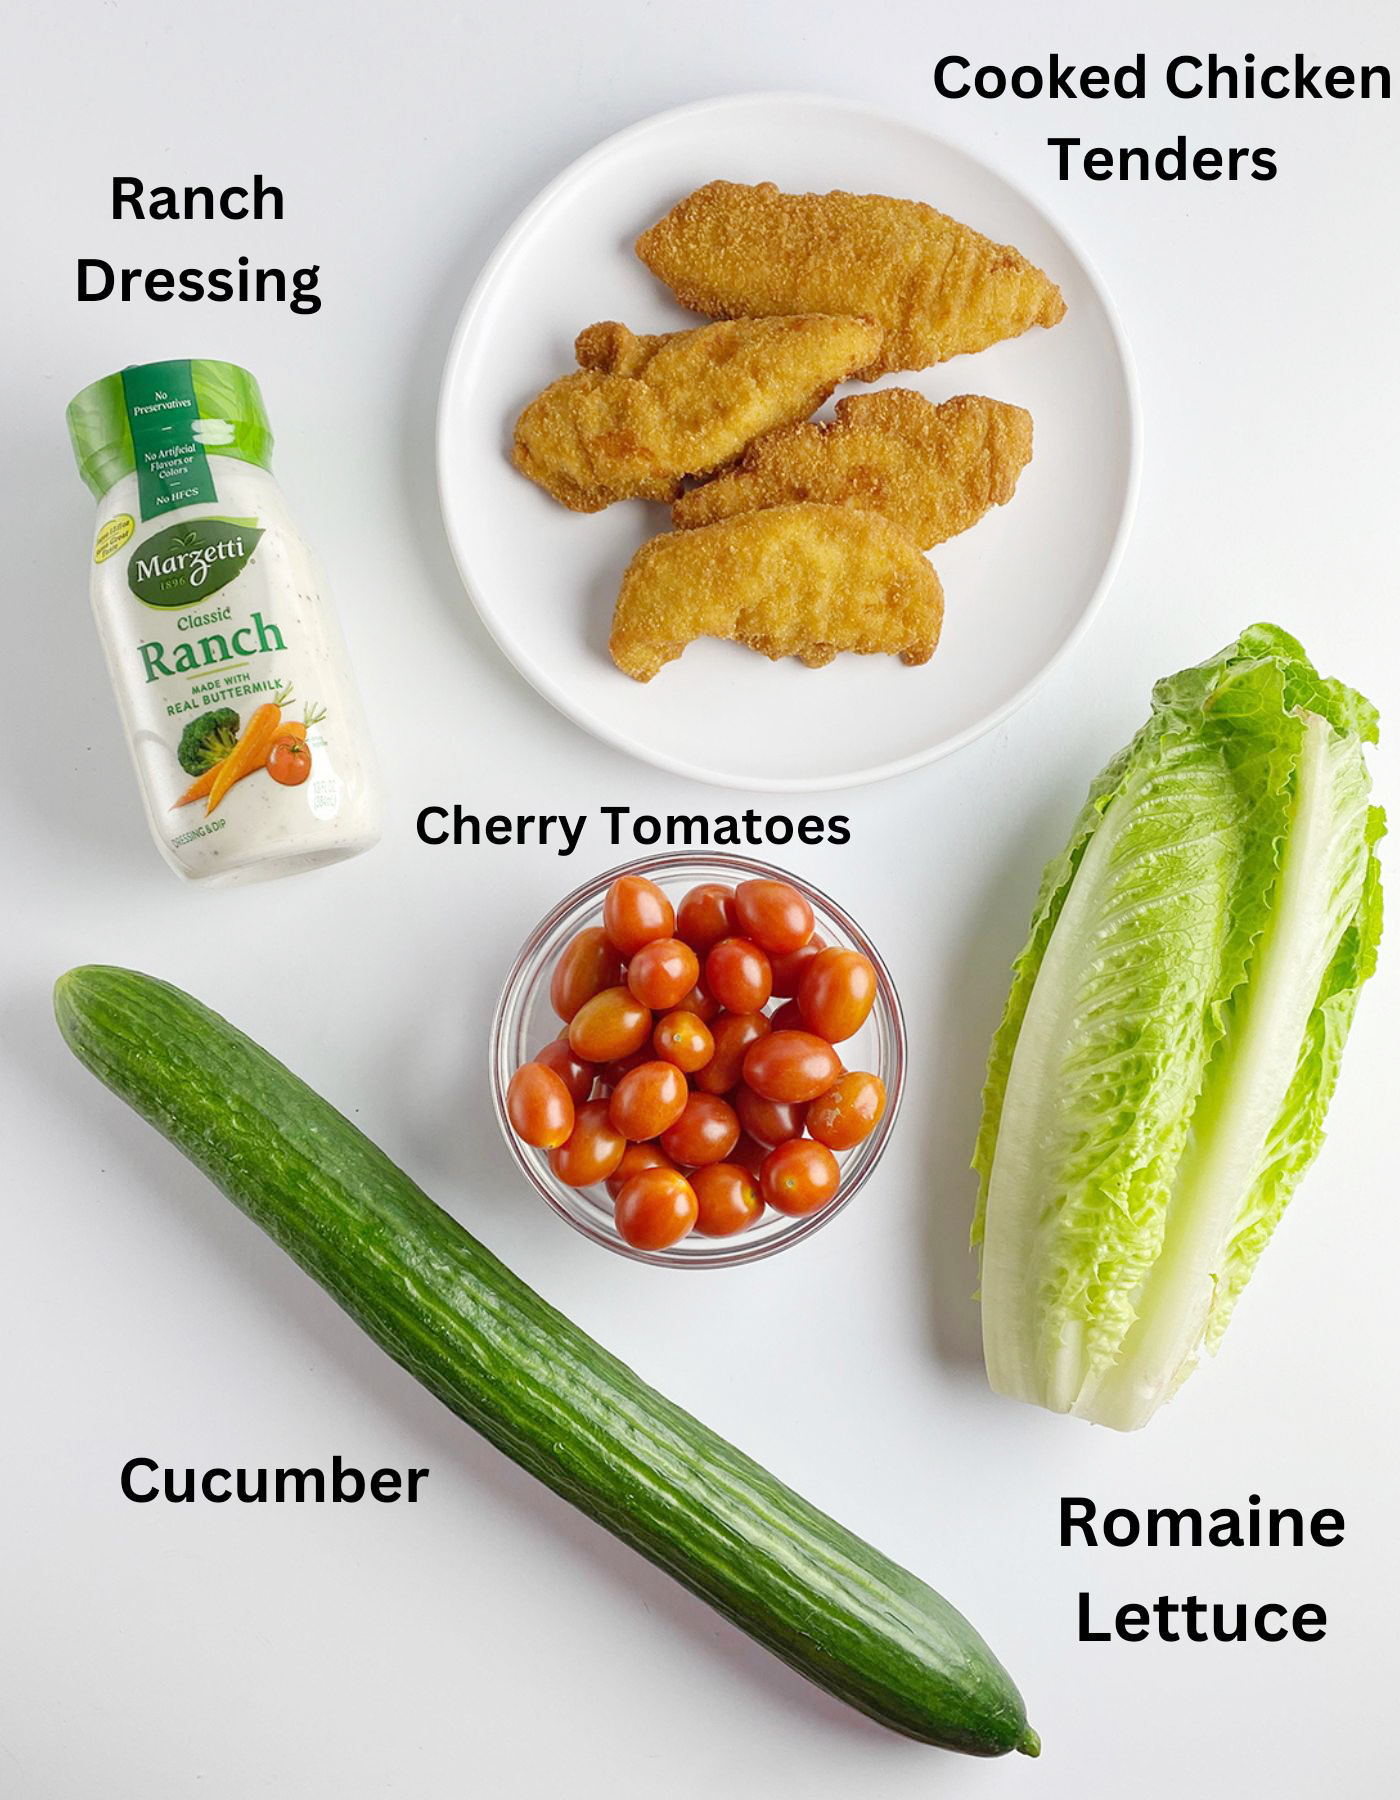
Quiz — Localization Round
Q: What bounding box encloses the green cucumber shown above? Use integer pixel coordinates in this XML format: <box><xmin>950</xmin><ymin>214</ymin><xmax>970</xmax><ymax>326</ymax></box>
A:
<box><xmin>55</xmin><ymin>965</ymin><xmax>1038</xmax><ymax>1759</ymax></box>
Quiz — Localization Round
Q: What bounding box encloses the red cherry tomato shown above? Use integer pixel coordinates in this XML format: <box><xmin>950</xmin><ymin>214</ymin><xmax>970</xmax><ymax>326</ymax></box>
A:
<box><xmin>677</xmin><ymin>978</ymin><xmax>719</xmax><ymax>1023</ymax></box>
<box><xmin>606</xmin><ymin>1141</ymin><xmax>676</xmax><ymax>1201</ymax></box>
<box><xmin>730</xmin><ymin>1132</ymin><xmax>769</xmax><ymax>1179</ymax></box>
<box><xmin>614</xmin><ymin>1168</ymin><xmax>698</xmax><ymax>1250</ymax></box>
<box><xmin>603</xmin><ymin>874</ymin><xmax>675</xmax><ymax>957</ymax></box>
<box><xmin>769</xmin><ymin>932</ymin><xmax>826</xmax><ymax>997</ymax></box>
<box><xmin>691</xmin><ymin>1163</ymin><xmax>765</xmax><ymax>1237</ymax></box>
<box><xmin>798</xmin><ymin>948</ymin><xmax>878</xmax><ymax>1044</ymax></box>
<box><xmin>548</xmin><ymin>1100</ymin><xmax>625</xmax><ymax>1187</ymax></box>
<box><xmin>705</xmin><ymin>938</ymin><xmax>772</xmax><ymax>1014</ymax></box>
<box><xmin>652</xmin><ymin>1009</ymin><xmax>714</xmax><ymax>1074</ymax></box>
<box><xmin>807</xmin><ymin>1072</ymin><xmax>887</xmax><ymax>1151</ymax></box>
<box><xmin>533</xmin><ymin>1034</ymin><xmax>594</xmax><ymax>1104</ymax></box>
<box><xmin>733</xmin><ymin>880</ymin><xmax>814</xmax><ymax>957</ymax></box>
<box><xmin>608</xmin><ymin>1060</ymin><xmax>689</xmax><ymax>1141</ymax></box>
<box><xmin>591</xmin><ymin>1047</ymin><xmax>652</xmax><ymax>1093</ymax></box>
<box><xmin>742</xmin><ymin>1030</ymin><xmax>842</xmax><ymax>1103</ymax></box>
<box><xmin>760</xmin><ymin>1139</ymin><xmax>841</xmax><ymax>1216</ymax></box>
<box><xmin>675</xmin><ymin>882</ymin><xmax>736</xmax><ymax>955</ymax></box>
<box><xmin>550</xmin><ymin>927</ymin><xmax>624</xmax><ymax>1022</ymax></box>
<box><xmin>660</xmin><ymin>1092</ymin><xmax>740</xmax><ymax>1167</ymax></box>
<box><xmin>693</xmin><ymin>1011</ymin><xmax>770</xmax><ymax>1095</ymax></box>
<box><xmin>266</xmin><ymin>735</ymin><xmax>313</xmax><ymax>787</ymax></box>
<box><xmin>768</xmin><ymin>998</ymin><xmax>804</xmax><ymax>1033</ymax></box>
<box><xmin>568</xmin><ymin>986</ymin><xmax>652</xmax><ymax>1063</ymax></box>
<box><xmin>506</xmin><ymin>1063</ymin><xmax>575</xmax><ymax>1149</ymax></box>
<box><xmin>626</xmin><ymin>937</ymin><xmax>700</xmax><ymax>1011</ymax></box>
<box><xmin>734</xmin><ymin>1082</ymin><xmax>808</xmax><ymax>1147</ymax></box>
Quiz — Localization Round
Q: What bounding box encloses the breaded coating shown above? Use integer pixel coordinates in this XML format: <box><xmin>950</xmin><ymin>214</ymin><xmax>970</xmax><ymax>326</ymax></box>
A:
<box><xmin>511</xmin><ymin>314</ymin><xmax>883</xmax><ymax>512</ymax></box>
<box><xmin>636</xmin><ymin>181</ymin><xmax>1065</xmax><ymax>378</ymax></box>
<box><xmin>609</xmin><ymin>504</ymin><xmax>943</xmax><ymax>681</ymax></box>
<box><xmin>673</xmin><ymin>389</ymin><xmax>1033</xmax><ymax>547</ymax></box>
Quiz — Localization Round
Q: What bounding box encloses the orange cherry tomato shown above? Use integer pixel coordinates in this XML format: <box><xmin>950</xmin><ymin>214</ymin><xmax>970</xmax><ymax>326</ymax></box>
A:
<box><xmin>807</xmin><ymin>1072</ymin><xmax>887</xmax><ymax>1151</ymax></box>
<box><xmin>798</xmin><ymin>947</ymin><xmax>878</xmax><ymax>1044</ymax></box>
<box><xmin>705</xmin><ymin>938</ymin><xmax>773</xmax><ymax>1014</ymax></box>
<box><xmin>769</xmin><ymin>932</ymin><xmax>826</xmax><ymax>998</ymax></box>
<box><xmin>533</xmin><ymin>1033</ymin><xmax>594</xmax><ymax>1104</ymax></box>
<box><xmin>652</xmin><ymin>1009</ymin><xmax>714</xmax><ymax>1074</ymax></box>
<box><xmin>506</xmin><ymin>1062</ymin><xmax>575</xmax><ymax>1149</ymax></box>
<box><xmin>743</xmin><ymin>1030</ymin><xmax>842</xmax><ymax>1104</ymax></box>
<box><xmin>675</xmin><ymin>882</ymin><xmax>736</xmax><ymax>955</ymax></box>
<box><xmin>614</xmin><ymin>1168</ymin><xmax>699</xmax><ymax>1250</ymax></box>
<box><xmin>548</xmin><ymin>1100</ymin><xmax>625</xmax><ymax>1187</ymax></box>
<box><xmin>734</xmin><ymin>1082</ymin><xmax>807</xmax><ymax>1147</ymax></box>
<box><xmin>608</xmin><ymin>1060</ymin><xmax>689</xmax><ymax>1141</ymax></box>
<box><xmin>733</xmin><ymin>880</ymin><xmax>814</xmax><ymax>957</ymax></box>
<box><xmin>677</xmin><ymin>978</ymin><xmax>719</xmax><ymax>1023</ymax></box>
<box><xmin>568</xmin><ymin>986</ymin><xmax>652</xmax><ymax>1063</ymax></box>
<box><xmin>266</xmin><ymin>734</ymin><xmax>313</xmax><ymax>787</ymax></box>
<box><xmin>768</xmin><ymin>998</ymin><xmax>804</xmax><ymax>1033</ymax></box>
<box><xmin>550</xmin><ymin>927</ymin><xmax>624</xmax><ymax>1022</ymax></box>
<box><xmin>606</xmin><ymin>1141</ymin><xmax>676</xmax><ymax>1201</ymax></box>
<box><xmin>660</xmin><ymin>1092</ymin><xmax>740</xmax><ymax>1166</ymax></box>
<box><xmin>591</xmin><ymin>1047</ymin><xmax>653</xmax><ymax>1093</ymax></box>
<box><xmin>603</xmin><ymin>874</ymin><xmax>675</xmax><ymax>957</ymax></box>
<box><xmin>691</xmin><ymin>1163</ymin><xmax>765</xmax><ymax>1237</ymax></box>
<box><xmin>760</xmin><ymin>1139</ymin><xmax>841</xmax><ymax>1216</ymax></box>
<box><xmin>626</xmin><ymin>937</ymin><xmax>700</xmax><ymax>1012</ymax></box>
<box><xmin>693</xmin><ymin>1011</ymin><xmax>770</xmax><ymax>1095</ymax></box>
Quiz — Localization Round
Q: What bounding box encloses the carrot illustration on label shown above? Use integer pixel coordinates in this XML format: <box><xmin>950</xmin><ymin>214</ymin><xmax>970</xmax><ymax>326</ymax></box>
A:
<box><xmin>204</xmin><ymin>686</ymin><xmax>294</xmax><ymax>815</ymax></box>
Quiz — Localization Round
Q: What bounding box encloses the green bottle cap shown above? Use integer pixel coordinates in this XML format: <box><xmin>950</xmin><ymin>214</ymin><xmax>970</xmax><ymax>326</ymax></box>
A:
<box><xmin>66</xmin><ymin>358</ymin><xmax>275</xmax><ymax>500</ymax></box>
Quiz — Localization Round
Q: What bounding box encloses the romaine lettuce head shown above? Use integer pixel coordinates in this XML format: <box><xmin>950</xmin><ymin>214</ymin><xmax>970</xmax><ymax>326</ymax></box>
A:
<box><xmin>973</xmin><ymin>624</ymin><xmax>1383</xmax><ymax>1429</ymax></box>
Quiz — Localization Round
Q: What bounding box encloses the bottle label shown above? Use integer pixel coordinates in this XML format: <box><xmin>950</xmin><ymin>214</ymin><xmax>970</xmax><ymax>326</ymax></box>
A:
<box><xmin>121</xmin><ymin>360</ymin><xmax>219</xmax><ymax>521</ymax></box>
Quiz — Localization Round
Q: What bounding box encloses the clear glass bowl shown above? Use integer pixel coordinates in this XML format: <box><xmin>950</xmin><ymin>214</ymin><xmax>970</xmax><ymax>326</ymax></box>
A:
<box><xmin>490</xmin><ymin>851</ymin><xmax>906</xmax><ymax>1267</ymax></box>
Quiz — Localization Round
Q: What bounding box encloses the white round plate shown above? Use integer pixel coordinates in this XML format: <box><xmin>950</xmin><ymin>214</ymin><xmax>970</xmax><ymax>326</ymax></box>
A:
<box><xmin>437</xmin><ymin>93</ymin><xmax>1140</xmax><ymax>791</ymax></box>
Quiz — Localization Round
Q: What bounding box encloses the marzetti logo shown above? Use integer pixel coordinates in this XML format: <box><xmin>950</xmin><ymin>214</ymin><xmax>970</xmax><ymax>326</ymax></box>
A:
<box><xmin>128</xmin><ymin>518</ymin><xmax>263</xmax><ymax>608</ymax></box>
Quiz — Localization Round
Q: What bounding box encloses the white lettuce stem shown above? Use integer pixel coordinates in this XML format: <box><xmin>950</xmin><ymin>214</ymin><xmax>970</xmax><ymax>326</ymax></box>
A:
<box><xmin>1079</xmin><ymin>715</ymin><xmax>1354</xmax><ymax>1430</ymax></box>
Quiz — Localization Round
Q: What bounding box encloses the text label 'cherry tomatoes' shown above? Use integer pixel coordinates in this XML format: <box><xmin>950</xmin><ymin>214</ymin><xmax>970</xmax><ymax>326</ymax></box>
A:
<box><xmin>568</xmin><ymin>986</ymin><xmax>652</xmax><ymax>1063</ymax></box>
<box><xmin>626</xmin><ymin>937</ymin><xmax>700</xmax><ymax>1012</ymax></box>
<box><xmin>506</xmin><ymin>1063</ymin><xmax>575</xmax><ymax>1149</ymax></box>
<box><xmin>705</xmin><ymin>937</ymin><xmax>773</xmax><ymax>1015</ymax></box>
<box><xmin>760</xmin><ymin>1139</ymin><xmax>841</xmax><ymax>1216</ymax></box>
<box><xmin>733</xmin><ymin>880</ymin><xmax>814</xmax><ymax>957</ymax></box>
<box><xmin>614</xmin><ymin>1168</ymin><xmax>699</xmax><ymax>1251</ymax></box>
<box><xmin>690</xmin><ymin>1163</ymin><xmax>765</xmax><ymax>1237</ymax></box>
<box><xmin>660</xmin><ymin>1092</ymin><xmax>740</xmax><ymax>1167</ymax></box>
<box><xmin>550</xmin><ymin>927</ymin><xmax>624</xmax><ymax>1023</ymax></box>
<box><xmin>743</xmin><ymin>1030</ymin><xmax>842</xmax><ymax>1104</ymax></box>
<box><xmin>548</xmin><ymin>1100</ymin><xmax>625</xmax><ymax>1187</ymax></box>
<box><xmin>608</xmin><ymin>1060</ymin><xmax>689</xmax><ymax>1142</ymax></box>
<box><xmin>603</xmin><ymin>874</ymin><xmax>675</xmax><ymax>957</ymax></box>
<box><xmin>807</xmin><ymin>1072</ymin><xmax>887</xmax><ymax>1151</ymax></box>
<box><xmin>798</xmin><ymin>947</ymin><xmax>878</xmax><ymax>1044</ymax></box>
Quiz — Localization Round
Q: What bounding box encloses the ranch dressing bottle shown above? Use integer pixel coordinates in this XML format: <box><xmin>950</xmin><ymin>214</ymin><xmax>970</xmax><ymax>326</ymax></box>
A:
<box><xmin>67</xmin><ymin>358</ymin><xmax>381</xmax><ymax>884</ymax></box>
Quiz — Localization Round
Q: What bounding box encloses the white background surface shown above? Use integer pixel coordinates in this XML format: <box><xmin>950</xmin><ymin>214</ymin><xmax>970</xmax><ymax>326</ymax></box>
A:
<box><xmin>2</xmin><ymin>2</ymin><xmax>1396</xmax><ymax>1795</ymax></box>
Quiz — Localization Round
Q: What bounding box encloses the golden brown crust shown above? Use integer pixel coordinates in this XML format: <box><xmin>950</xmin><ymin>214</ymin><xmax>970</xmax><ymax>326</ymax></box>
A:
<box><xmin>609</xmin><ymin>504</ymin><xmax>943</xmax><ymax>681</ymax></box>
<box><xmin>672</xmin><ymin>390</ymin><xmax>1033</xmax><ymax>547</ymax></box>
<box><xmin>636</xmin><ymin>181</ymin><xmax>1065</xmax><ymax>377</ymax></box>
<box><xmin>511</xmin><ymin>313</ymin><xmax>884</xmax><ymax>512</ymax></box>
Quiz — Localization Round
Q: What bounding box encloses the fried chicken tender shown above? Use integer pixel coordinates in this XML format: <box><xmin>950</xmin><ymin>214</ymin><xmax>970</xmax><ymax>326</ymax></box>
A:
<box><xmin>636</xmin><ymin>181</ymin><xmax>1065</xmax><ymax>378</ymax></box>
<box><xmin>511</xmin><ymin>314</ymin><xmax>883</xmax><ymax>512</ymax></box>
<box><xmin>672</xmin><ymin>389</ymin><xmax>1033</xmax><ymax>547</ymax></box>
<box><xmin>609</xmin><ymin>504</ymin><xmax>943</xmax><ymax>681</ymax></box>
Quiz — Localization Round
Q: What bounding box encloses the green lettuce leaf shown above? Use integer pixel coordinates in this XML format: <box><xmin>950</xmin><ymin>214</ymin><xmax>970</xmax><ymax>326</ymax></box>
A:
<box><xmin>973</xmin><ymin>625</ymin><xmax>1383</xmax><ymax>1429</ymax></box>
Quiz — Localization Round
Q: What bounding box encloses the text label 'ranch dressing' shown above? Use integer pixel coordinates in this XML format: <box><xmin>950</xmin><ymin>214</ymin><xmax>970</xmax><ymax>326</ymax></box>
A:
<box><xmin>67</xmin><ymin>359</ymin><xmax>381</xmax><ymax>883</ymax></box>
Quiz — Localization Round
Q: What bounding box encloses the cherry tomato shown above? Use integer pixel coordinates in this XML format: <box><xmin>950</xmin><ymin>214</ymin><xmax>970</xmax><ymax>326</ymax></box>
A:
<box><xmin>568</xmin><ymin>986</ymin><xmax>652</xmax><ymax>1063</ymax></box>
<box><xmin>506</xmin><ymin>1062</ymin><xmax>575</xmax><ymax>1149</ymax></box>
<box><xmin>760</xmin><ymin>1139</ymin><xmax>841</xmax><ymax>1216</ymax></box>
<box><xmin>675</xmin><ymin>882</ymin><xmax>736</xmax><ymax>955</ymax></box>
<box><xmin>591</xmin><ymin>1047</ymin><xmax>652</xmax><ymax>1093</ymax></box>
<box><xmin>626</xmin><ymin>937</ymin><xmax>700</xmax><ymax>1011</ymax></box>
<box><xmin>550</xmin><ymin>927</ymin><xmax>624</xmax><ymax>1022</ymax></box>
<box><xmin>807</xmin><ymin>1072</ymin><xmax>887</xmax><ymax>1151</ymax></box>
<box><xmin>266</xmin><ymin>734</ymin><xmax>313</xmax><ymax>787</ymax></box>
<box><xmin>608</xmin><ymin>1060</ymin><xmax>689</xmax><ymax>1141</ymax></box>
<box><xmin>533</xmin><ymin>1033</ymin><xmax>594</xmax><ymax>1104</ymax></box>
<box><xmin>768</xmin><ymin>998</ymin><xmax>804</xmax><ymax>1033</ymax></box>
<box><xmin>730</xmin><ymin>1132</ymin><xmax>769</xmax><ymax>1179</ymax></box>
<box><xmin>606</xmin><ymin>1141</ymin><xmax>676</xmax><ymax>1201</ymax></box>
<box><xmin>603</xmin><ymin>874</ymin><xmax>675</xmax><ymax>957</ymax></box>
<box><xmin>769</xmin><ymin>932</ymin><xmax>826</xmax><ymax>997</ymax></box>
<box><xmin>691</xmin><ymin>1163</ymin><xmax>765</xmax><ymax>1237</ymax></box>
<box><xmin>733</xmin><ymin>880</ymin><xmax>814</xmax><ymax>957</ymax></box>
<box><xmin>677</xmin><ymin>978</ymin><xmax>719</xmax><ymax>1023</ymax></box>
<box><xmin>693</xmin><ymin>1011</ymin><xmax>770</xmax><ymax>1095</ymax></box>
<box><xmin>614</xmin><ymin>1168</ymin><xmax>699</xmax><ymax>1251</ymax></box>
<box><xmin>734</xmin><ymin>1082</ymin><xmax>808</xmax><ymax>1147</ymax></box>
<box><xmin>652</xmin><ymin>1009</ymin><xmax>714</xmax><ymax>1074</ymax></box>
<box><xmin>743</xmin><ymin>1030</ymin><xmax>842</xmax><ymax>1104</ymax></box>
<box><xmin>705</xmin><ymin>937</ymin><xmax>773</xmax><ymax>1014</ymax></box>
<box><xmin>548</xmin><ymin>1100</ymin><xmax>625</xmax><ymax>1187</ymax></box>
<box><xmin>797</xmin><ymin>948</ymin><xmax>878</xmax><ymax>1044</ymax></box>
<box><xmin>660</xmin><ymin>1092</ymin><xmax>740</xmax><ymax>1166</ymax></box>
